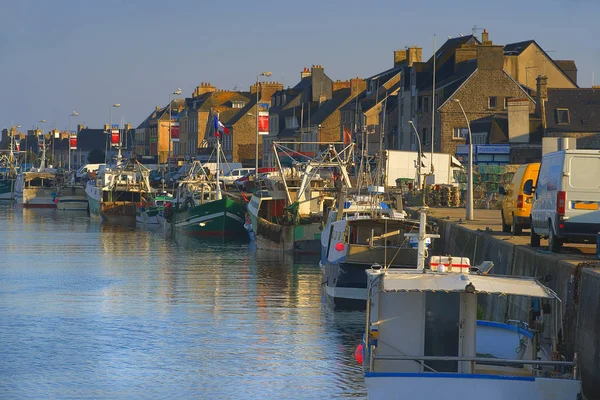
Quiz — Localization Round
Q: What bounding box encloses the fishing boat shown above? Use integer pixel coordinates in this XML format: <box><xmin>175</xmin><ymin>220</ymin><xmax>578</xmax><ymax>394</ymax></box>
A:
<box><xmin>246</xmin><ymin>142</ymin><xmax>354</xmax><ymax>253</ymax></box>
<box><xmin>360</xmin><ymin>209</ymin><xmax>581</xmax><ymax>400</ymax></box>
<box><xmin>168</xmin><ymin>137</ymin><xmax>247</xmax><ymax>238</ymax></box>
<box><xmin>14</xmin><ymin>136</ymin><xmax>59</xmax><ymax>208</ymax></box>
<box><xmin>320</xmin><ymin>188</ymin><xmax>426</xmax><ymax>307</ymax></box>
<box><xmin>56</xmin><ymin>172</ymin><xmax>88</xmax><ymax>211</ymax></box>
<box><xmin>0</xmin><ymin>134</ymin><xmax>22</xmax><ymax>201</ymax></box>
<box><xmin>85</xmin><ymin>157</ymin><xmax>153</xmax><ymax>222</ymax></box>
<box><xmin>135</xmin><ymin>192</ymin><xmax>174</xmax><ymax>227</ymax></box>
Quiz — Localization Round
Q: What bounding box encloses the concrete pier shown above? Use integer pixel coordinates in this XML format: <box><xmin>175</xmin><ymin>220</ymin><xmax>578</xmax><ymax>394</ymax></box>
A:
<box><xmin>409</xmin><ymin>207</ymin><xmax>600</xmax><ymax>399</ymax></box>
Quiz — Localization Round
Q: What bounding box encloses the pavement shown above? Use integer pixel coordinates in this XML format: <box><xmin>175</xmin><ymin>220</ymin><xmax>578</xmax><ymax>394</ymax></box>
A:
<box><xmin>407</xmin><ymin>207</ymin><xmax>600</xmax><ymax>268</ymax></box>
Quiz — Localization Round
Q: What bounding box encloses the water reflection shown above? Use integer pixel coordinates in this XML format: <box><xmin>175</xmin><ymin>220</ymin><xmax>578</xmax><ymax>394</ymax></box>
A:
<box><xmin>0</xmin><ymin>203</ymin><xmax>366</xmax><ymax>399</ymax></box>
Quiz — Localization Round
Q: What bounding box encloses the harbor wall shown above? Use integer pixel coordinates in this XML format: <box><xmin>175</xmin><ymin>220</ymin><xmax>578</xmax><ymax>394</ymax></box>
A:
<box><xmin>434</xmin><ymin>218</ymin><xmax>600</xmax><ymax>399</ymax></box>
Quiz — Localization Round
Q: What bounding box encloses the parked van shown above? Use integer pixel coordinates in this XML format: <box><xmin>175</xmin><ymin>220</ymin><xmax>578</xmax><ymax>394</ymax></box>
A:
<box><xmin>76</xmin><ymin>163</ymin><xmax>106</xmax><ymax>180</ymax></box>
<box><xmin>499</xmin><ymin>163</ymin><xmax>540</xmax><ymax>235</ymax></box>
<box><xmin>525</xmin><ymin>150</ymin><xmax>600</xmax><ymax>252</ymax></box>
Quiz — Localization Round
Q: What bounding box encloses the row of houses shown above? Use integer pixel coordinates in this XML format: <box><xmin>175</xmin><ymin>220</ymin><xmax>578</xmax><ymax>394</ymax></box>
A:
<box><xmin>4</xmin><ymin>30</ymin><xmax>596</xmax><ymax>169</ymax></box>
<box><xmin>134</xmin><ymin>29</ymin><xmax>597</xmax><ymax>168</ymax></box>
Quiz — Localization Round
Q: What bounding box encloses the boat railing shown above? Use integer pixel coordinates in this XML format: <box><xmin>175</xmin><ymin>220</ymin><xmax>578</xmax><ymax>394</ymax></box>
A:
<box><xmin>368</xmin><ymin>354</ymin><xmax>578</xmax><ymax>379</ymax></box>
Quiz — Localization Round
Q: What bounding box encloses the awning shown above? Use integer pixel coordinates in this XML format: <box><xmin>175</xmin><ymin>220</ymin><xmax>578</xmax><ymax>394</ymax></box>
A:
<box><xmin>375</xmin><ymin>271</ymin><xmax>556</xmax><ymax>299</ymax></box>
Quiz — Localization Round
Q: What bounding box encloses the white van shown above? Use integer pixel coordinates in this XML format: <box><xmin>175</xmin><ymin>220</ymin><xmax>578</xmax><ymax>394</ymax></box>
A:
<box><xmin>76</xmin><ymin>163</ymin><xmax>106</xmax><ymax>179</ymax></box>
<box><xmin>525</xmin><ymin>149</ymin><xmax>600</xmax><ymax>252</ymax></box>
<box><xmin>219</xmin><ymin>168</ymin><xmax>254</xmax><ymax>186</ymax></box>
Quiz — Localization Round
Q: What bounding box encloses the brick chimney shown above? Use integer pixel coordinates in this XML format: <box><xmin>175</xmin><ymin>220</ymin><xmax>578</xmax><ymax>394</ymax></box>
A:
<box><xmin>195</xmin><ymin>82</ymin><xmax>216</xmax><ymax>97</ymax></box>
<box><xmin>476</xmin><ymin>45</ymin><xmax>504</xmax><ymax>70</ymax></box>
<box><xmin>252</xmin><ymin>81</ymin><xmax>284</xmax><ymax>101</ymax></box>
<box><xmin>508</xmin><ymin>99</ymin><xmax>530</xmax><ymax>143</ymax></box>
<box><xmin>301</xmin><ymin>67</ymin><xmax>311</xmax><ymax>79</ymax></box>
<box><xmin>332</xmin><ymin>80</ymin><xmax>351</xmax><ymax>91</ymax></box>
<box><xmin>350</xmin><ymin>78</ymin><xmax>366</xmax><ymax>97</ymax></box>
<box><xmin>407</xmin><ymin>47</ymin><xmax>422</xmax><ymax>67</ymax></box>
<box><xmin>455</xmin><ymin>44</ymin><xmax>478</xmax><ymax>64</ymax></box>
<box><xmin>481</xmin><ymin>29</ymin><xmax>491</xmax><ymax>45</ymax></box>
<box><xmin>535</xmin><ymin>74</ymin><xmax>548</xmax><ymax>117</ymax></box>
<box><xmin>394</xmin><ymin>50</ymin><xmax>407</xmax><ymax>67</ymax></box>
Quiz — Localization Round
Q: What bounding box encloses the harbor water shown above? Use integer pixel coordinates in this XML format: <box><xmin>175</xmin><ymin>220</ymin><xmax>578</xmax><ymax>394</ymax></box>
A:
<box><xmin>0</xmin><ymin>204</ymin><xmax>366</xmax><ymax>399</ymax></box>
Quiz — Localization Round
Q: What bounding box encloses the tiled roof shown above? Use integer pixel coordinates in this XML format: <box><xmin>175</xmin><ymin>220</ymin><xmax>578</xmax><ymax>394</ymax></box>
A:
<box><xmin>545</xmin><ymin>88</ymin><xmax>600</xmax><ymax>133</ymax></box>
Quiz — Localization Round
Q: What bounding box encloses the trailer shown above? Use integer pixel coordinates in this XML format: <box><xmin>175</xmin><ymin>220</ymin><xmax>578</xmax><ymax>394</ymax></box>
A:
<box><xmin>382</xmin><ymin>150</ymin><xmax>464</xmax><ymax>187</ymax></box>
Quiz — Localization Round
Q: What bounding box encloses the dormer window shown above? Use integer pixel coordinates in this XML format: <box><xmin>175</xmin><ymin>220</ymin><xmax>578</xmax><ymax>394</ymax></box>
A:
<box><xmin>231</xmin><ymin>101</ymin><xmax>246</xmax><ymax>109</ymax></box>
<box><xmin>555</xmin><ymin>108</ymin><xmax>570</xmax><ymax>124</ymax></box>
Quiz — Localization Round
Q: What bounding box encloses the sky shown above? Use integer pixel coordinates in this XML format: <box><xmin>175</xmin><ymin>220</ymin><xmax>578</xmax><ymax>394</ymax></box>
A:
<box><xmin>1</xmin><ymin>0</ymin><xmax>598</xmax><ymax>133</ymax></box>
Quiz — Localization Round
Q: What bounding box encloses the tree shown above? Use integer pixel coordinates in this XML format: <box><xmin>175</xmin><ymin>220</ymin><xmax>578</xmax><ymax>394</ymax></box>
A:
<box><xmin>87</xmin><ymin>149</ymin><xmax>105</xmax><ymax>163</ymax></box>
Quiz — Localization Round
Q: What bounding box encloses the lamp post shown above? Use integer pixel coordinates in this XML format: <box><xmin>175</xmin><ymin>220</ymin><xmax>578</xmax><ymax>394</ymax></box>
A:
<box><xmin>255</xmin><ymin>71</ymin><xmax>272</xmax><ymax>178</ymax></box>
<box><xmin>408</xmin><ymin>121</ymin><xmax>425</xmax><ymax>206</ymax></box>
<box><xmin>68</xmin><ymin>111</ymin><xmax>79</xmax><ymax>171</ymax></box>
<box><xmin>167</xmin><ymin>88</ymin><xmax>182</xmax><ymax>169</ymax></box>
<box><xmin>452</xmin><ymin>99</ymin><xmax>474</xmax><ymax>221</ymax></box>
<box><xmin>107</xmin><ymin>104</ymin><xmax>120</xmax><ymax>164</ymax></box>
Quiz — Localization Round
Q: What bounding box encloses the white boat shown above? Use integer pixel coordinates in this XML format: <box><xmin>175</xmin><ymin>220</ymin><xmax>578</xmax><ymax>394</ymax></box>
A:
<box><xmin>320</xmin><ymin>192</ymin><xmax>419</xmax><ymax>307</ymax></box>
<box><xmin>360</xmin><ymin>209</ymin><xmax>582</xmax><ymax>400</ymax></box>
<box><xmin>14</xmin><ymin>140</ymin><xmax>59</xmax><ymax>208</ymax></box>
<box><xmin>57</xmin><ymin>173</ymin><xmax>88</xmax><ymax>211</ymax></box>
<box><xmin>85</xmin><ymin>157</ymin><xmax>153</xmax><ymax>222</ymax></box>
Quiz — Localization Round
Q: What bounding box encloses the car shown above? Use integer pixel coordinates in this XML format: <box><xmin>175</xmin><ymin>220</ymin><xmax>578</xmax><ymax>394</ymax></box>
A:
<box><xmin>234</xmin><ymin>168</ymin><xmax>277</xmax><ymax>192</ymax></box>
<box><xmin>525</xmin><ymin>149</ymin><xmax>600</xmax><ymax>253</ymax></box>
<box><xmin>499</xmin><ymin>163</ymin><xmax>540</xmax><ymax>235</ymax></box>
<box><xmin>219</xmin><ymin>168</ymin><xmax>254</xmax><ymax>187</ymax></box>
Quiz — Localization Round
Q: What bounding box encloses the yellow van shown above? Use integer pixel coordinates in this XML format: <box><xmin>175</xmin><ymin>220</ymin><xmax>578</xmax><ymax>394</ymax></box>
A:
<box><xmin>499</xmin><ymin>163</ymin><xmax>540</xmax><ymax>235</ymax></box>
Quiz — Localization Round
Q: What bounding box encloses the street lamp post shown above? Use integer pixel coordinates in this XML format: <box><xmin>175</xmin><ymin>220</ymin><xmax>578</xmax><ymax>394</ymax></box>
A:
<box><xmin>68</xmin><ymin>111</ymin><xmax>79</xmax><ymax>172</ymax></box>
<box><xmin>255</xmin><ymin>71</ymin><xmax>272</xmax><ymax>179</ymax></box>
<box><xmin>107</xmin><ymin>104</ymin><xmax>120</xmax><ymax>164</ymax></box>
<box><xmin>452</xmin><ymin>99</ymin><xmax>474</xmax><ymax>221</ymax></box>
<box><xmin>408</xmin><ymin>121</ymin><xmax>425</xmax><ymax>206</ymax></box>
<box><xmin>167</xmin><ymin>89</ymin><xmax>182</xmax><ymax>169</ymax></box>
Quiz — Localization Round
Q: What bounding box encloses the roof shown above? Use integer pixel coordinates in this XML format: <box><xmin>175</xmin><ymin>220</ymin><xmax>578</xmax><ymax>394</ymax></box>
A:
<box><xmin>504</xmin><ymin>40</ymin><xmax>578</xmax><ymax>87</ymax></box>
<box><xmin>503</xmin><ymin>40</ymin><xmax>535</xmax><ymax>55</ymax></box>
<box><xmin>371</xmin><ymin>270</ymin><xmax>557</xmax><ymax>299</ymax></box>
<box><xmin>545</xmin><ymin>88</ymin><xmax>600</xmax><ymax>133</ymax></box>
<box><xmin>310</xmin><ymin>88</ymin><xmax>352</xmax><ymax>125</ymax></box>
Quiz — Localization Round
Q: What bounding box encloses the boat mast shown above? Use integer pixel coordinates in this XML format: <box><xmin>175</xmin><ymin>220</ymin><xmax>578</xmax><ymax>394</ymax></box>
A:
<box><xmin>215</xmin><ymin>123</ymin><xmax>221</xmax><ymax>201</ymax></box>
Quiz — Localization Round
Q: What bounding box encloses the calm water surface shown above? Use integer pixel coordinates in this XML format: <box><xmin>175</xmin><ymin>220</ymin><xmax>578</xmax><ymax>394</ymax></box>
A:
<box><xmin>0</xmin><ymin>204</ymin><xmax>366</xmax><ymax>399</ymax></box>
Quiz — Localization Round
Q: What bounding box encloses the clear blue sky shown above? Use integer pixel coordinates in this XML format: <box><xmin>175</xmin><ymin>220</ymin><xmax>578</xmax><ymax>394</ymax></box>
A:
<box><xmin>1</xmin><ymin>0</ymin><xmax>598</xmax><ymax>133</ymax></box>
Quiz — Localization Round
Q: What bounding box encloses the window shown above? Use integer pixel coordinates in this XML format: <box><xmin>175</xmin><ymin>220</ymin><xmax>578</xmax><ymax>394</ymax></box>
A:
<box><xmin>285</xmin><ymin>116</ymin><xmax>299</xmax><ymax>129</ymax></box>
<box><xmin>555</xmin><ymin>108</ymin><xmax>570</xmax><ymax>124</ymax></box>
<box><xmin>422</xmin><ymin>128</ymin><xmax>429</xmax><ymax>145</ymax></box>
<box><xmin>417</xmin><ymin>96</ymin><xmax>423</xmax><ymax>111</ymax></box>
<box><xmin>453</xmin><ymin>127</ymin><xmax>468</xmax><ymax>139</ymax></box>
<box><xmin>472</xmin><ymin>132</ymin><xmax>487</xmax><ymax>144</ymax></box>
<box><xmin>423</xmin><ymin>97</ymin><xmax>429</xmax><ymax>113</ymax></box>
<box><xmin>488</xmin><ymin>96</ymin><xmax>497</xmax><ymax>109</ymax></box>
<box><xmin>232</xmin><ymin>101</ymin><xmax>246</xmax><ymax>109</ymax></box>
<box><xmin>503</xmin><ymin>97</ymin><xmax>511</xmax><ymax>110</ymax></box>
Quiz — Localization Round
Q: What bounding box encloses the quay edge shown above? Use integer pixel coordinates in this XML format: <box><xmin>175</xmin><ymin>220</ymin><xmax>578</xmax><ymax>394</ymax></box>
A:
<box><xmin>408</xmin><ymin>207</ymin><xmax>600</xmax><ymax>400</ymax></box>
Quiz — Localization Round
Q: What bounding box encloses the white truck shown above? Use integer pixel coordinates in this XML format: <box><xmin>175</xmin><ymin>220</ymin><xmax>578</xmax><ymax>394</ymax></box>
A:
<box><xmin>381</xmin><ymin>150</ymin><xmax>464</xmax><ymax>187</ymax></box>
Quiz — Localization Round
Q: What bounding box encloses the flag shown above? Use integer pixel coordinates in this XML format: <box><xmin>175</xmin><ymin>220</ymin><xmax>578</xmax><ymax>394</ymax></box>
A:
<box><xmin>343</xmin><ymin>126</ymin><xmax>352</xmax><ymax>145</ymax></box>
<box><xmin>213</xmin><ymin>114</ymin><xmax>230</xmax><ymax>138</ymax></box>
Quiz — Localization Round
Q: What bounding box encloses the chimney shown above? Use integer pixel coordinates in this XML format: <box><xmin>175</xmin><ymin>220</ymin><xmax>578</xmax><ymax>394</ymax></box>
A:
<box><xmin>256</xmin><ymin>81</ymin><xmax>284</xmax><ymax>101</ymax></box>
<box><xmin>155</xmin><ymin>106</ymin><xmax>160</xmax><ymax>111</ymax></box>
<box><xmin>407</xmin><ymin>46</ymin><xmax>422</xmax><ymax>66</ymax></box>
<box><xmin>311</xmin><ymin>65</ymin><xmax>328</xmax><ymax>102</ymax></box>
<box><xmin>332</xmin><ymin>80</ymin><xmax>351</xmax><ymax>91</ymax></box>
<box><xmin>301</xmin><ymin>67</ymin><xmax>311</xmax><ymax>79</ymax></box>
<box><xmin>535</xmin><ymin>74</ymin><xmax>548</xmax><ymax>117</ymax></box>
<box><xmin>196</xmin><ymin>82</ymin><xmax>216</xmax><ymax>96</ymax></box>
<box><xmin>481</xmin><ymin>29</ymin><xmax>491</xmax><ymax>45</ymax></box>
<box><xmin>507</xmin><ymin>99</ymin><xmax>530</xmax><ymax>143</ymax></box>
<box><xmin>394</xmin><ymin>50</ymin><xmax>407</xmax><ymax>67</ymax></box>
<box><xmin>455</xmin><ymin>44</ymin><xmax>478</xmax><ymax>64</ymax></box>
<box><xmin>350</xmin><ymin>78</ymin><xmax>366</xmax><ymax>97</ymax></box>
<box><xmin>476</xmin><ymin>45</ymin><xmax>504</xmax><ymax>70</ymax></box>
<box><xmin>77</xmin><ymin>124</ymin><xmax>84</xmax><ymax>133</ymax></box>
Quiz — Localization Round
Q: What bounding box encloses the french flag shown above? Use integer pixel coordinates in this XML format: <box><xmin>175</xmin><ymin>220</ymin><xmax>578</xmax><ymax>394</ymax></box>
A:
<box><xmin>213</xmin><ymin>114</ymin><xmax>230</xmax><ymax>138</ymax></box>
